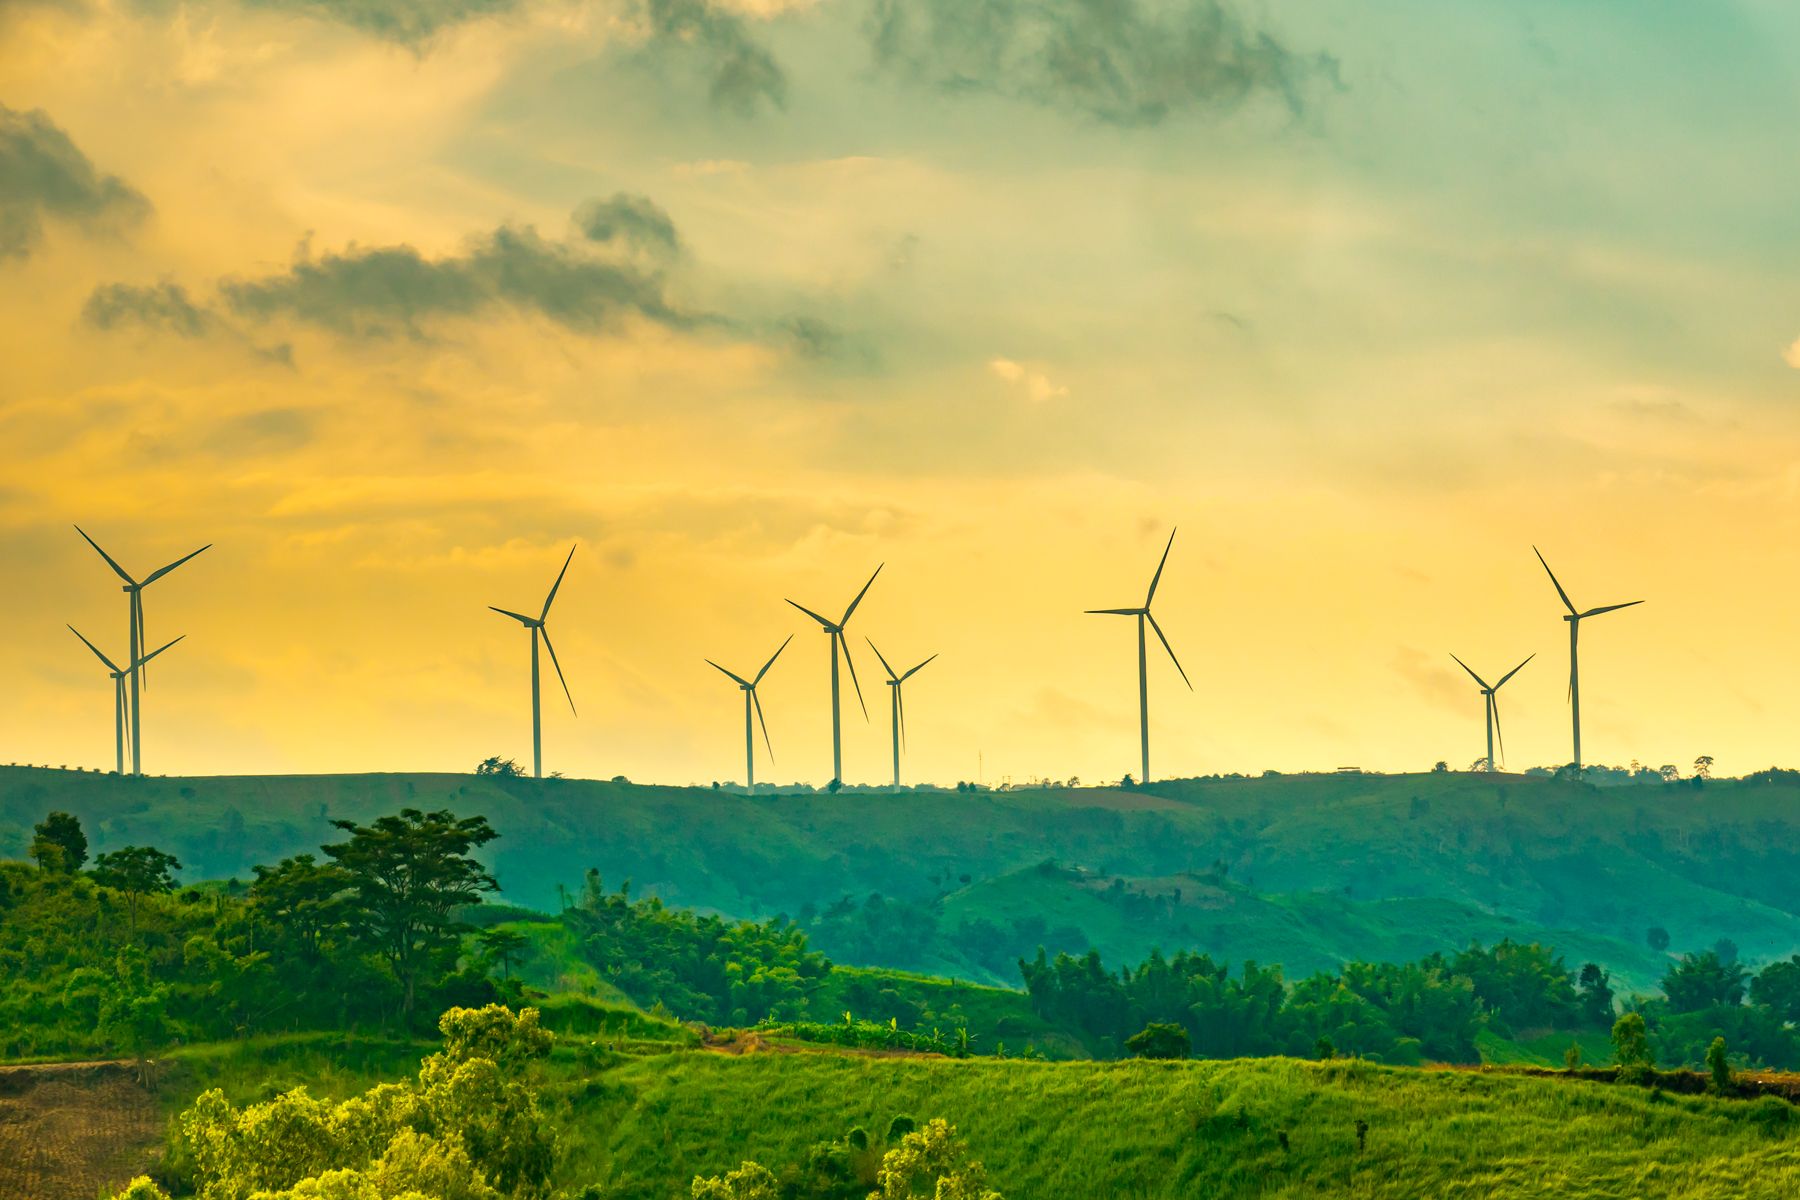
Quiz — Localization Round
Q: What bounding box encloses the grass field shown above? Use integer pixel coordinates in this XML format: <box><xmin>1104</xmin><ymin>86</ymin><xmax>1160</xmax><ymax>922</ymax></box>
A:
<box><xmin>128</xmin><ymin>1022</ymin><xmax>1800</xmax><ymax>1200</ymax></box>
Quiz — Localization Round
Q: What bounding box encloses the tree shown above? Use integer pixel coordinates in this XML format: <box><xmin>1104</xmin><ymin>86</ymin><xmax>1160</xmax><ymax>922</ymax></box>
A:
<box><xmin>691</xmin><ymin>1162</ymin><xmax>780</xmax><ymax>1200</ymax></box>
<box><xmin>1432</xmin><ymin>761</ymin><xmax>1449</xmax><ymax>773</ymax></box>
<box><xmin>1610</xmin><ymin>1012</ymin><xmax>1653</xmax><ymax>1073</ymax></box>
<box><xmin>92</xmin><ymin>845</ymin><xmax>183</xmax><ymax>935</ymax></box>
<box><xmin>1659</xmin><ymin>764</ymin><xmax>1680</xmax><ymax>782</ymax></box>
<box><xmin>1578</xmin><ymin>963</ymin><xmax>1615</xmax><ymax>1025</ymax></box>
<box><xmin>1707</xmin><ymin>1036</ymin><xmax>1732</xmax><ymax>1094</ymax></box>
<box><xmin>1694</xmin><ymin>756</ymin><xmax>1714</xmax><ymax>779</ymax></box>
<box><xmin>475</xmin><ymin>756</ymin><xmax>524</xmax><ymax>777</ymax></box>
<box><xmin>250</xmin><ymin>854</ymin><xmax>353</xmax><ymax>961</ymax></box>
<box><xmin>1646</xmin><ymin>927</ymin><xmax>1671</xmax><ymax>953</ymax></box>
<box><xmin>1750</xmin><ymin>955</ymin><xmax>1800</xmax><ymax>1022</ymax></box>
<box><xmin>100</xmin><ymin>947</ymin><xmax>170</xmax><ymax>1087</ymax></box>
<box><xmin>31</xmin><ymin>811</ymin><xmax>88</xmax><ymax>872</ymax></box>
<box><xmin>870</xmin><ymin>1120</ymin><xmax>1000</xmax><ymax>1200</ymax></box>
<box><xmin>1661</xmin><ymin>950</ymin><xmax>1748</xmax><ymax>1014</ymax></box>
<box><xmin>1126</xmin><ymin>1022</ymin><xmax>1191</xmax><ymax>1060</ymax></box>
<box><xmin>1713</xmin><ymin>937</ymin><xmax>1739</xmax><ymax>965</ymax></box>
<box><xmin>480</xmin><ymin>928</ymin><xmax>532</xmax><ymax>979</ymax></box>
<box><xmin>322</xmin><ymin>808</ymin><xmax>500</xmax><ymax>1017</ymax></box>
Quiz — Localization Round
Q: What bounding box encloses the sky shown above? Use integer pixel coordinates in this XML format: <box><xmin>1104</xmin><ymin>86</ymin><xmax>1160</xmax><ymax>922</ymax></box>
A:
<box><xmin>4</xmin><ymin>0</ymin><xmax>1800</xmax><ymax>786</ymax></box>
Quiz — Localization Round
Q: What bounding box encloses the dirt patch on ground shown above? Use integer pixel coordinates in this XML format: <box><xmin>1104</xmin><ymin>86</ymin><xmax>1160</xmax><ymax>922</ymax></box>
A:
<box><xmin>0</xmin><ymin>1061</ymin><xmax>167</xmax><ymax>1200</ymax></box>
<box><xmin>700</xmin><ymin>1030</ymin><xmax>943</xmax><ymax>1060</ymax></box>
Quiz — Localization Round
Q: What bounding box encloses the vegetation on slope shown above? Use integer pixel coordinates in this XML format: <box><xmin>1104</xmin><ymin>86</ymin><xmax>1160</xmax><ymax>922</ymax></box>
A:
<box><xmin>7</xmin><ymin>765</ymin><xmax>1800</xmax><ymax>994</ymax></box>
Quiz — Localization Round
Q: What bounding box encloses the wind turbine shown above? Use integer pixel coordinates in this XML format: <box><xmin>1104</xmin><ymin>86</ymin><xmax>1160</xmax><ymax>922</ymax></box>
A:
<box><xmin>75</xmin><ymin>527</ymin><xmax>210</xmax><ymax>775</ymax></box>
<box><xmin>68</xmin><ymin>627</ymin><xmax>184</xmax><ymax>774</ymax></box>
<box><xmin>1087</xmin><ymin>529</ymin><xmax>1192</xmax><ymax>784</ymax></box>
<box><xmin>489</xmin><ymin>545</ymin><xmax>577</xmax><ymax>779</ymax></box>
<box><xmin>867</xmin><ymin>640</ymin><xmax>937</xmax><ymax>791</ymax></box>
<box><xmin>1534</xmin><ymin>547</ymin><xmax>1643</xmax><ymax>774</ymax></box>
<box><xmin>786</xmin><ymin>566</ymin><xmax>882</xmax><ymax>785</ymax></box>
<box><xmin>706</xmin><ymin>636</ymin><xmax>791</xmax><ymax>789</ymax></box>
<box><xmin>1449</xmin><ymin>653</ymin><xmax>1533</xmax><ymax>772</ymax></box>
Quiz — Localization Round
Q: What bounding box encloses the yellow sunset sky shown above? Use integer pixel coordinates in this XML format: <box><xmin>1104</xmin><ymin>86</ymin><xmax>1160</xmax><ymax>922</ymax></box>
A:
<box><xmin>4</xmin><ymin>0</ymin><xmax>1800</xmax><ymax>784</ymax></box>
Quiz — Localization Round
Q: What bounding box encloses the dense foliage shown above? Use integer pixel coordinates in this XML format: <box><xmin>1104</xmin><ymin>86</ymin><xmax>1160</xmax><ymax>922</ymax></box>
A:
<box><xmin>124</xmin><ymin>1005</ymin><xmax>554</xmax><ymax>1200</ymax></box>
<box><xmin>562</xmin><ymin>869</ymin><xmax>833</xmax><ymax>1025</ymax></box>
<box><xmin>0</xmin><ymin>809</ymin><xmax>510</xmax><ymax>1057</ymax></box>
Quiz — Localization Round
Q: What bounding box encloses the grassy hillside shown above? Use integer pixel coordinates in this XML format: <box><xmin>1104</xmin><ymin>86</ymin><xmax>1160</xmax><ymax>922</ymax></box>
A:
<box><xmin>5</xmin><ymin>765</ymin><xmax>1798</xmax><ymax>987</ymax></box>
<box><xmin>151</xmin><ymin>1026</ymin><xmax>1800</xmax><ymax>1200</ymax></box>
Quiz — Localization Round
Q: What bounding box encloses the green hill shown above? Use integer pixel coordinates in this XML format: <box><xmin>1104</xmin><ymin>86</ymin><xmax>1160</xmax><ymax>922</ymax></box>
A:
<box><xmin>5</xmin><ymin>765</ymin><xmax>1798</xmax><ymax>991</ymax></box>
<box><xmin>162</xmin><ymin>1028</ymin><xmax>1800</xmax><ymax>1200</ymax></box>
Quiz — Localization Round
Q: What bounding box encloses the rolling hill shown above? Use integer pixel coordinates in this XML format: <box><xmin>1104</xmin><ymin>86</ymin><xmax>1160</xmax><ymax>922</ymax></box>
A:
<box><xmin>4</xmin><ymin>765</ymin><xmax>1798</xmax><ymax>992</ymax></box>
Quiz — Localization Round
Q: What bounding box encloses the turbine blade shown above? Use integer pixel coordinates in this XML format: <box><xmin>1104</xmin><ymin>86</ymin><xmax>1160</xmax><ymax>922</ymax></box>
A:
<box><xmin>1145</xmin><ymin>528</ymin><xmax>1177</xmax><ymax>607</ymax></box>
<box><xmin>541</xmin><ymin>626</ymin><xmax>576</xmax><ymax>716</ymax></box>
<box><xmin>1579</xmin><ymin>600</ymin><xmax>1644</xmax><ymax>618</ymax></box>
<box><xmin>785</xmin><ymin>599</ymin><xmax>837</xmax><ymax>629</ymax></box>
<box><xmin>1146</xmin><ymin>611</ymin><xmax>1192</xmax><ymax>690</ymax></box>
<box><xmin>752</xmin><ymin>634</ymin><xmax>792</xmax><ymax>685</ymax></box>
<box><xmin>839</xmin><ymin>564</ymin><xmax>884</xmax><ymax>626</ymax></box>
<box><xmin>1085</xmin><ymin>608</ymin><xmax>1144</xmax><ymax>616</ymax></box>
<box><xmin>840</xmin><ymin>631</ymin><xmax>869</xmax><ymax>720</ymax></box>
<box><xmin>898</xmin><ymin>683</ymin><xmax>907</xmax><ymax>752</ymax></box>
<box><xmin>706</xmin><ymin>659</ymin><xmax>753</xmax><ymax>688</ymax></box>
<box><xmin>539</xmin><ymin>544</ymin><xmax>577</xmax><ymax>622</ymax></box>
<box><xmin>68</xmin><ymin>625</ymin><xmax>122</xmax><ymax>673</ymax></box>
<box><xmin>1493</xmin><ymin>653</ymin><xmax>1535</xmax><ymax>689</ymax></box>
<box><xmin>1448</xmin><ymin>653</ymin><xmax>1492</xmax><ymax>691</ymax></box>
<box><xmin>1533</xmin><ymin>546</ymin><xmax>1579</xmax><ymax>615</ymax></box>
<box><xmin>865</xmin><ymin>637</ymin><xmax>900</xmax><ymax>681</ymax></box>
<box><xmin>489</xmin><ymin>606</ymin><xmax>537</xmax><ymax>625</ymax></box>
<box><xmin>137</xmin><ymin>600</ymin><xmax>148</xmax><ymax>691</ymax></box>
<box><xmin>75</xmin><ymin>526</ymin><xmax>137</xmax><ymax>585</ymax></box>
<box><xmin>752</xmin><ymin>688</ymin><xmax>774</xmax><ymax>762</ymax></box>
<box><xmin>141</xmin><ymin>543</ymin><xmax>212</xmax><ymax>586</ymax></box>
<box><xmin>900</xmin><ymin>654</ymin><xmax>937</xmax><ymax>681</ymax></box>
<box><xmin>136</xmin><ymin>634</ymin><xmax>184</xmax><ymax>667</ymax></box>
<box><xmin>1492</xmin><ymin>693</ymin><xmax>1507</xmax><ymax>768</ymax></box>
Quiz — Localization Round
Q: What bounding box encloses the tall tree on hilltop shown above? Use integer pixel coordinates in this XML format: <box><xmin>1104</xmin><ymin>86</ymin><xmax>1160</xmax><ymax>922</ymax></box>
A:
<box><xmin>322</xmin><ymin>808</ymin><xmax>500</xmax><ymax>1017</ymax></box>
<box><xmin>31</xmin><ymin>811</ymin><xmax>88</xmax><ymax>873</ymax></box>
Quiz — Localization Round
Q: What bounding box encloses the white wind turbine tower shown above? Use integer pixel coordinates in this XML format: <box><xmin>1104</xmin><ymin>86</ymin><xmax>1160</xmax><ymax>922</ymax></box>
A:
<box><xmin>706</xmin><ymin>636</ymin><xmax>791</xmax><ymax>789</ymax></box>
<box><xmin>1449</xmin><ymin>653</ymin><xmax>1533</xmax><ymax>772</ymax></box>
<box><xmin>1087</xmin><ymin>529</ymin><xmax>1192</xmax><ymax>784</ymax></box>
<box><xmin>1534</xmin><ymin>547</ymin><xmax>1643</xmax><ymax>774</ymax></box>
<box><xmin>75</xmin><ymin>527</ymin><xmax>210</xmax><ymax>775</ymax></box>
<box><xmin>488</xmin><ymin>545</ymin><xmax>578</xmax><ymax>779</ymax></box>
<box><xmin>867</xmin><ymin>639</ymin><xmax>936</xmax><ymax>791</ymax></box>
<box><xmin>67</xmin><ymin>628</ymin><xmax>185</xmax><ymax>775</ymax></box>
<box><xmin>786</xmin><ymin>566</ymin><xmax>882</xmax><ymax>786</ymax></box>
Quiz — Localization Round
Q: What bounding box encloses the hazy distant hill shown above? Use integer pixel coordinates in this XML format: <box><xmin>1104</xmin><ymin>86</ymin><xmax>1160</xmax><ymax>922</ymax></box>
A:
<box><xmin>2</xmin><ymin>765</ymin><xmax>1796</xmax><ymax>993</ymax></box>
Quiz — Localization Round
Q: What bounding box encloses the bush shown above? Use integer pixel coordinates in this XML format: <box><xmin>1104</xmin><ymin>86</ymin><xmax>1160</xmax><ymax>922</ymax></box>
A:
<box><xmin>1125</xmin><ymin>1022</ymin><xmax>1191</xmax><ymax>1060</ymax></box>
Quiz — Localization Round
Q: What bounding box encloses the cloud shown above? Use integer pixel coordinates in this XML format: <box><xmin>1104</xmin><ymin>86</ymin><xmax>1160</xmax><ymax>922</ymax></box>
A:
<box><xmin>575</xmin><ymin>192</ymin><xmax>681</xmax><ymax>256</ymax></box>
<box><xmin>990</xmin><ymin>358</ymin><xmax>1066</xmax><ymax>400</ymax></box>
<box><xmin>1391</xmin><ymin>645</ymin><xmax>1466</xmax><ymax>713</ymax></box>
<box><xmin>241</xmin><ymin>0</ymin><xmax>518</xmax><ymax>42</ymax></box>
<box><xmin>0</xmin><ymin>105</ymin><xmax>151</xmax><ymax>260</ymax></box>
<box><xmin>1783</xmin><ymin>337</ymin><xmax>1800</xmax><ymax>369</ymax></box>
<box><xmin>83</xmin><ymin>281</ymin><xmax>217</xmax><ymax>337</ymax></box>
<box><xmin>641</xmin><ymin>0</ymin><xmax>788</xmax><ymax>115</ymax></box>
<box><xmin>865</xmin><ymin>0</ymin><xmax>1333</xmax><ymax>126</ymax></box>
<box><xmin>211</xmin><ymin>223</ymin><xmax>697</xmax><ymax>339</ymax></box>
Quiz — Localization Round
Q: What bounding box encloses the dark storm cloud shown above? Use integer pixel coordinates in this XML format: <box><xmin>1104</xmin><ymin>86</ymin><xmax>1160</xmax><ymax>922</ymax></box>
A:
<box><xmin>641</xmin><ymin>0</ymin><xmax>788</xmax><ymax>115</ymax></box>
<box><xmin>216</xmin><ymin>224</ymin><xmax>696</xmax><ymax>338</ymax></box>
<box><xmin>864</xmin><ymin>0</ymin><xmax>1333</xmax><ymax>126</ymax></box>
<box><xmin>241</xmin><ymin>0</ymin><xmax>516</xmax><ymax>42</ymax></box>
<box><xmin>0</xmin><ymin>105</ymin><xmax>151</xmax><ymax>260</ymax></box>
<box><xmin>575</xmin><ymin>193</ymin><xmax>681</xmax><ymax>256</ymax></box>
<box><xmin>83</xmin><ymin>281</ymin><xmax>217</xmax><ymax>337</ymax></box>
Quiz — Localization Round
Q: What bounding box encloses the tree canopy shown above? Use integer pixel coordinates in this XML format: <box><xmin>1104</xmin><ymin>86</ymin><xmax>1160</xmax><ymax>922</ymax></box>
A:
<box><xmin>322</xmin><ymin>808</ymin><xmax>500</xmax><ymax>1015</ymax></box>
